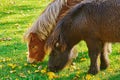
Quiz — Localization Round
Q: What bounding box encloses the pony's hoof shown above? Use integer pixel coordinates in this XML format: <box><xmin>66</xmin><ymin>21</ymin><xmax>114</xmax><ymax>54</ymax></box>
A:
<box><xmin>88</xmin><ymin>68</ymin><xmax>99</xmax><ymax>75</ymax></box>
<box><xmin>100</xmin><ymin>65</ymin><xmax>109</xmax><ymax>70</ymax></box>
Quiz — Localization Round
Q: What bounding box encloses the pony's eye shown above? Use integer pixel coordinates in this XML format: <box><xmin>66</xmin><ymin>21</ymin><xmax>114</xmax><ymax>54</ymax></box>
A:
<box><xmin>32</xmin><ymin>46</ymin><xmax>37</xmax><ymax>49</ymax></box>
<box><xmin>32</xmin><ymin>46</ymin><xmax>35</xmax><ymax>48</ymax></box>
<box><xmin>55</xmin><ymin>42</ymin><xmax>59</xmax><ymax>48</ymax></box>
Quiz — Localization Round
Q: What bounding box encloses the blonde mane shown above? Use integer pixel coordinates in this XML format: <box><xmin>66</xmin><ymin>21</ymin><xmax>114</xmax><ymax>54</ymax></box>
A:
<box><xmin>24</xmin><ymin>0</ymin><xmax>83</xmax><ymax>42</ymax></box>
<box><xmin>24</xmin><ymin>0</ymin><xmax>67</xmax><ymax>41</ymax></box>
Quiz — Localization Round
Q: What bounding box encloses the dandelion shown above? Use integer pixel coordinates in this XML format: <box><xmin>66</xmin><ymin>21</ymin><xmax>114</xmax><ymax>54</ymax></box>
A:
<box><xmin>85</xmin><ymin>74</ymin><xmax>92</xmax><ymax>80</ymax></box>
<box><xmin>41</xmin><ymin>69</ymin><xmax>46</xmax><ymax>73</ymax></box>
<box><xmin>80</xmin><ymin>58</ymin><xmax>87</xmax><ymax>61</ymax></box>
<box><xmin>47</xmin><ymin>72</ymin><xmax>58</xmax><ymax>79</ymax></box>
<box><xmin>8</xmin><ymin>63</ymin><xmax>17</xmax><ymax>69</ymax></box>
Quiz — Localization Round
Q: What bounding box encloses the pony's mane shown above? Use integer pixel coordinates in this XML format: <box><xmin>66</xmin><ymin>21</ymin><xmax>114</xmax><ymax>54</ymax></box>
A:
<box><xmin>24</xmin><ymin>0</ymin><xmax>67</xmax><ymax>41</ymax></box>
<box><xmin>45</xmin><ymin>1</ymin><xmax>86</xmax><ymax>53</ymax></box>
<box><xmin>24</xmin><ymin>0</ymin><xmax>83</xmax><ymax>42</ymax></box>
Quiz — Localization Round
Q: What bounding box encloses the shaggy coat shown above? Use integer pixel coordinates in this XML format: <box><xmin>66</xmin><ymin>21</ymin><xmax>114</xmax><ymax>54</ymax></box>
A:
<box><xmin>24</xmin><ymin>0</ymin><xmax>83</xmax><ymax>63</ymax></box>
<box><xmin>45</xmin><ymin>0</ymin><xmax>120</xmax><ymax>74</ymax></box>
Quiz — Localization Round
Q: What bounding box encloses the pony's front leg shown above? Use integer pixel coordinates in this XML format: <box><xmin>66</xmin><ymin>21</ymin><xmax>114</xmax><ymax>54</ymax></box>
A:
<box><xmin>86</xmin><ymin>39</ymin><xmax>101</xmax><ymax>75</ymax></box>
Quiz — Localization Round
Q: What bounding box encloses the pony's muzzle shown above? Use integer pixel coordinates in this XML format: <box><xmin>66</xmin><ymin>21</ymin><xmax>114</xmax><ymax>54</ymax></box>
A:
<box><xmin>48</xmin><ymin>64</ymin><xmax>62</xmax><ymax>72</ymax></box>
<box><xmin>27</xmin><ymin>56</ymin><xmax>36</xmax><ymax>63</ymax></box>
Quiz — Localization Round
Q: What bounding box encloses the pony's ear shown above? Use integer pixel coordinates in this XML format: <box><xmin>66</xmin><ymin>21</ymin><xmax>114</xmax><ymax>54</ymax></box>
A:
<box><xmin>59</xmin><ymin>35</ymin><xmax>67</xmax><ymax>52</ymax></box>
<box><xmin>29</xmin><ymin>32</ymin><xmax>37</xmax><ymax>41</ymax></box>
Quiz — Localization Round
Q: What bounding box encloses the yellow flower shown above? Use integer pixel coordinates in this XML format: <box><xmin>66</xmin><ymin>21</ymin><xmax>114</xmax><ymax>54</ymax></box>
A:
<box><xmin>85</xmin><ymin>74</ymin><xmax>92</xmax><ymax>80</ymax></box>
<box><xmin>18</xmin><ymin>66</ymin><xmax>22</xmax><ymax>69</ymax></box>
<box><xmin>34</xmin><ymin>70</ymin><xmax>40</xmax><ymax>73</ymax></box>
<box><xmin>26</xmin><ymin>52</ymin><xmax>28</xmax><ymax>54</ymax></box>
<box><xmin>107</xmin><ymin>68</ymin><xmax>113</xmax><ymax>72</ymax></box>
<box><xmin>0</xmin><ymin>65</ymin><xmax>3</xmax><ymax>69</ymax></box>
<box><xmin>6</xmin><ymin>58</ymin><xmax>11</xmax><ymax>61</ymax></box>
<box><xmin>15</xmin><ymin>78</ymin><xmax>19</xmax><ymax>80</ymax></box>
<box><xmin>8</xmin><ymin>63</ymin><xmax>17</xmax><ymax>69</ymax></box>
<box><xmin>41</xmin><ymin>69</ymin><xmax>46</xmax><ymax>73</ymax></box>
<box><xmin>71</xmin><ymin>65</ymin><xmax>77</xmax><ymax>70</ymax></box>
<box><xmin>80</xmin><ymin>58</ymin><xmax>87</xmax><ymax>61</ymax></box>
<box><xmin>10</xmin><ymin>70</ymin><xmax>16</xmax><ymax>73</ymax></box>
<box><xmin>32</xmin><ymin>64</ymin><xmax>37</xmax><ymax>67</ymax></box>
<box><xmin>47</xmin><ymin>72</ymin><xmax>58</xmax><ymax>79</ymax></box>
<box><xmin>97</xmin><ymin>78</ymin><xmax>101</xmax><ymax>80</ymax></box>
<box><xmin>27</xmin><ymin>70</ymin><xmax>31</xmax><ymax>74</ymax></box>
<box><xmin>76</xmin><ymin>71</ymin><xmax>80</xmax><ymax>75</ymax></box>
<box><xmin>24</xmin><ymin>63</ymin><xmax>28</xmax><ymax>66</ymax></box>
<box><xmin>2</xmin><ymin>58</ymin><xmax>6</xmax><ymax>62</ymax></box>
<box><xmin>0</xmin><ymin>59</ymin><xmax>2</xmax><ymax>62</ymax></box>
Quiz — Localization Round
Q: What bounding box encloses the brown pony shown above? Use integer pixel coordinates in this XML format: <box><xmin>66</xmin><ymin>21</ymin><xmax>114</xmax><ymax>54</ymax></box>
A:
<box><xmin>24</xmin><ymin>0</ymin><xmax>84</xmax><ymax>63</ymax></box>
<box><xmin>45</xmin><ymin>0</ymin><xmax>120</xmax><ymax>75</ymax></box>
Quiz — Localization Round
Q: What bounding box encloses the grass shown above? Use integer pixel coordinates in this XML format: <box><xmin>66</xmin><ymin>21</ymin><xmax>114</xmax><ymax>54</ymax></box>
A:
<box><xmin>0</xmin><ymin>0</ymin><xmax>120</xmax><ymax>80</ymax></box>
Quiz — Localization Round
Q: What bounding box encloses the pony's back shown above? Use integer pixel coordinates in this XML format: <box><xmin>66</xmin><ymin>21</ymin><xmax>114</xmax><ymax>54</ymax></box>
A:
<box><xmin>46</xmin><ymin>0</ymin><xmax>120</xmax><ymax>50</ymax></box>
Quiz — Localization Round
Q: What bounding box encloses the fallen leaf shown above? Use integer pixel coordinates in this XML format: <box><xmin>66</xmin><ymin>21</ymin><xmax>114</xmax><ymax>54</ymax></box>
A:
<box><xmin>10</xmin><ymin>70</ymin><xmax>16</xmax><ymax>73</ymax></box>
<box><xmin>19</xmin><ymin>73</ymin><xmax>26</xmax><ymax>78</ymax></box>
<box><xmin>38</xmin><ymin>65</ymin><xmax>42</xmax><ymax>70</ymax></box>
<box><xmin>34</xmin><ymin>70</ymin><xmax>40</xmax><ymax>73</ymax></box>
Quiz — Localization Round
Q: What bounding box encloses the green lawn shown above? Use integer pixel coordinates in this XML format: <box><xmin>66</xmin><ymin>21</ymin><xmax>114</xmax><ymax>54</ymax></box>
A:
<box><xmin>0</xmin><ymin>0</ymin><xmax>120</xmax><ymax>80</ymax></box>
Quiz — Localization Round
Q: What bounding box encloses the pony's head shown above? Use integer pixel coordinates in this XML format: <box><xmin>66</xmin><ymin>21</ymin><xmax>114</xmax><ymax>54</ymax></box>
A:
<box><xmin>27</xmin><ymin>33</ymin><xmax>46</xmax><ymax>63</ymax></box>
<box><xmin>45</xmin><ymin>37</ymin><xmax>71</xmax><ymax>72</ymax></box>
<box><xmin>45</xmin><ymin>3</ymin><xmax>85</xmax><ymax>71</ymax></box>
<box><xmin>45</xmin><ymin>18</ymin><xmax>80</xmax><ymax>72</ymax></box>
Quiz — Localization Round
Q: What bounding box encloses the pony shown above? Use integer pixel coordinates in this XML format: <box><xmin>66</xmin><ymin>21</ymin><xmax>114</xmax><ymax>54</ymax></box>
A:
<box><xmin>24</xmin><ymin>0</ymin><xmax>84</xmax><ymax>63</ymax></box>
<box><xmin>45</xmin><ymin>0</ymin><xmax>120</xmax><ymax>75</ymax></box>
